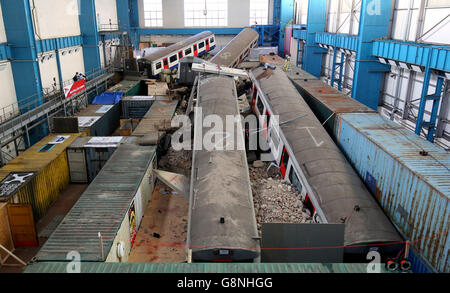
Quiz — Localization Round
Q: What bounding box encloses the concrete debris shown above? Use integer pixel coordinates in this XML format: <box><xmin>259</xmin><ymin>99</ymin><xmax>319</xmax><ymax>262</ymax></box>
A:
<box><xmin>249</xmin><ymin>161</ymin><xmax>313</xmax><ymax>236</ymax></box>
<box><xmin>252</xmin><ymin>160</ymin><xmax>265</xmax><ymax>168</ymax></box>
<box><xmin>158</xmin><ymin>146</ymin><xmax>192</xmax><ymax>177</ymax></box>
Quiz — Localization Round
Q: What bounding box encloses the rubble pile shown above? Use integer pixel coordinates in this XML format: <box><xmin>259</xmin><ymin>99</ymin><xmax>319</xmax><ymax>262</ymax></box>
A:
<box><xmin>158</xmin><ymin>146</ymin><xmax>192</xmax><ymax>176</ymax></box>
<box><xmin>249</xmin><ymin>160</ymin><xmax>313</xmax><ymax>235</ymax></box>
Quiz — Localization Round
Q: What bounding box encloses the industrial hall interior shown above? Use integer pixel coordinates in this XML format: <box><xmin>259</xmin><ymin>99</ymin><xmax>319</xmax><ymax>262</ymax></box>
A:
<box><xmin>0</xmin><ymin>0</ymin><xmax>449</xmax><ymax>275</ymax></box>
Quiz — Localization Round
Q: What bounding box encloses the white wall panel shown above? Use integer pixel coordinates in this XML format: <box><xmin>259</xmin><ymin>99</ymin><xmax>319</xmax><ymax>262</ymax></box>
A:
<box><xmin>95</xmin><ymin>0</ymin><xmax>118</xmax><ymax>31</ymax></box>
<box><xmin>38</xmin><ymin>52</ymin><xmax>60</xmax><ymax>94</ymax></box>
<box><xmin>59</xmin><ymin>46</ymin><xmax>85</xmax><ymax>83</ymax></box>
<box><xmin>0</xmin><ymin>62</ymin><xmax>18</xmax><ymax>120</ymax></box>
<box><xmin>0</xmin><ymin>2</ymin><xmax>6</xmax><ymax>43</ymax></box>
<box><xmin>30</xmin><ymin>0</ymin><xmax>81</xmax><ymax>39</ymax></box>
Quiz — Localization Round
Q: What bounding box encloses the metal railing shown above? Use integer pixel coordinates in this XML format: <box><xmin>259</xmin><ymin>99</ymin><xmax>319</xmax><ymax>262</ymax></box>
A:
<box><xmin>0</xmin><ymin>67</ymin><xmax>110</xmax><ymax>125</ymax></box>
<box><xmin>0</xmin><ymin>67</ymin><xmax>114</xmax><ymax>143</ymax></box>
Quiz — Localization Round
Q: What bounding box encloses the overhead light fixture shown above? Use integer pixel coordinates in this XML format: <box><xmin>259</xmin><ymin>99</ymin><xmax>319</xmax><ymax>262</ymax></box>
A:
<box><xmin>62</xmin><ymin>51</ymin><xmax>67</xmax><ymax>56</ymax></box>
<box><xmin>388</xmin><ymin>59</ymin><xmax>398</xmax><ymax>67</ymax></box>
<box><xmin>378</xmin><ymin>57</ymin><xmax>388</xmax><ymax>64</ymax></box>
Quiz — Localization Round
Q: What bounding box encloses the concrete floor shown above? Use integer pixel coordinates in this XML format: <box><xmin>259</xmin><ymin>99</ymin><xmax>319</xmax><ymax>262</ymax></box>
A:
<box><xmin>0</xmin><ymin>184</ymin><xmax>87</xmax><ymax>273</ymax></box>
<box><xmin>128</xmin><ymin>183</ymin><xmax>189</xmax><ymax>263</ymax></box>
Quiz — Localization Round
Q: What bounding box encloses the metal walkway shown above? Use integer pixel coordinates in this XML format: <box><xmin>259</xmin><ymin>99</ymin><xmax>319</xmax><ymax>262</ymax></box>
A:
<box><xmin>0</xmin><ymin>70</ymin><xmax>114</xmax><ymax>143</ymax></box>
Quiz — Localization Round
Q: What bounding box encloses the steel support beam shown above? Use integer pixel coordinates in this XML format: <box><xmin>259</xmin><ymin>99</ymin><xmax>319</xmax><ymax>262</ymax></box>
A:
<box><xmin>352</xmin><ymin>0</ymin><xmax>393</xmax><ymax>110</ymax></box>
<box><xmin>415</xmin><ymin>66</ymin><xmax>445</xmax><ymax>142</ymax></box>
<box><xmin>79</xmin><ymin>0</ymin><xmax>101</xmax><ymax>75</ymax></box>
<box><xmin>0</xmin><ymin>0</ymin><xmax>44</xmax><ymax>111</ymax></box>
<box><xmin>278</xmin><ymin>0</ymin><xmax>295</xmax><ymax>57</ymax></box>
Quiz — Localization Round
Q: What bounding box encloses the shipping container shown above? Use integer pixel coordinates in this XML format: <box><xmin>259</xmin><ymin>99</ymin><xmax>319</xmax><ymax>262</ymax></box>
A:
<box><xmin>67</xmin><ymin>137</ymin><xmax>126</xmax><ymax>183</ymax></box>
<box><xmin>75</xmin><ymin>104</ymin><xmax>120</xmax><ymax>136</ymax></box>
<box><xmin>106</xmin><ymin>80</ymin><xmax>144</xmax><ymax>96</ymax></box>
<box><xmin>131</xmin><ymin>100</ymin><xmax>179</xmax><ymax>138</ymax></box>
<box><xmin>288</xmin><ymin>70</ymin><xmax>375</xmax><ymax>136</ymax></box>
<box><xmin>35</xmin><ymin>144</ymin><xmax>157</xmax><ymax>262</ymax></box>
<box><xmin>334</xmin><ymin>113</ymin><xmax>449</xmax><ymax>273</ymax></box>
<box><xmin>121</xmin><ymin>96</ymin><xmax>170</xmax><ymax>119</ymax></box>
<box><xmin>0</xmin><ymin>202</ymin><xmax>14</xmax><ymax>259</ymax></box>
<box><xmin>0</xmin><ymin>134</ymin><xmax>82</xmax><ymax>222</ymax></box>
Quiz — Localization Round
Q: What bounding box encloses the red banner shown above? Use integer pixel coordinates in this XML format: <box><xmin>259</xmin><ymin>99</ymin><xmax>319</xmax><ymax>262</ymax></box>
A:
<box><xmin>64</xmin><ymin>78</ymin><xmax>86</xmax><ymax>99</ymax></box>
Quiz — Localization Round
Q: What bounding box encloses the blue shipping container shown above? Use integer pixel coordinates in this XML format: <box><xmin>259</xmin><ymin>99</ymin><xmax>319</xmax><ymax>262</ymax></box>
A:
<box><xmin>334</xmin><ymin>113</ymin><xmax>449</xmax><ymax>273</ymax></box>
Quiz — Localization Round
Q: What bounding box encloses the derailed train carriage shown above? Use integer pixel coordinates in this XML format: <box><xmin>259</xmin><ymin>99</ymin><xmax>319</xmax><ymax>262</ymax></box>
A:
<box><xmin>187</xmin><ymin>27</ymin><xmax>261</xmax><ymax>262</ymax></box>
<box><xmin>249</xmin><ymin>66</ymin><xmax>404</xmax><ymax>262</ymax></box>
<box><xmin>139</xmin><ymin>31</ymin><xmax>216</xmax><ymax>77</ymax></box>
<box><xmin>209</xmin><ymin>28</ymin><xmax>259</xmax><ymax>68</ymax></box>
<box><xmin>188</xmin><ymin>75</ymin><xmax>260</xmax><ymax>262</ymax></box>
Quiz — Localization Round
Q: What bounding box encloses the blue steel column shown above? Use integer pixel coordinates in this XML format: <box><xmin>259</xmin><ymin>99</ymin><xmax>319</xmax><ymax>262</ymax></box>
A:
<box><xmin>79</xmin><ymin>0</ymin><xmax>101</xmax><ymax>75</ymax></box>
<box><xmin>0</xmin><ymin>0</ymin><xmax>43</xmax><ymax>111</ymax></box>
<box><xmin>351</xmin><ymin>0</ymin><xmax>393</xmax><ymax>110</ymax></box>
<box><xmin>278</xmin><ymin>0</ymin><xmax>294</xmax><ymax>57</ymax></box>
<box><xmin>130</xmin><ymin>0</ymin><xmax>140</xmax><ymax>49</ymax></box>
<box><xmin>302</xmin><ymin>0</ymin><xmax>327</xmax><ymax>78</ymax></box>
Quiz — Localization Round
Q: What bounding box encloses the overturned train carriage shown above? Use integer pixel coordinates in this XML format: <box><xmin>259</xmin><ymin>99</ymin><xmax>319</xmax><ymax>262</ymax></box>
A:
<box><xmin>210</xmin><ymin>28</ymin><xmax>259</xmax><ymax>68</ymax></box>
<box><xmin>250</xmin><ymin>67</ymin><xmax>402</xmax><ymax>260</ymax></box>
<box><xmin>139</xmin><ymin>31</ymin><xmax>216</xmax><ymax>77</ymax></box>
<box><xmin>188</xmin><ymin>75</ymin><xmax>260</xmax><ymax>262</ymax></box>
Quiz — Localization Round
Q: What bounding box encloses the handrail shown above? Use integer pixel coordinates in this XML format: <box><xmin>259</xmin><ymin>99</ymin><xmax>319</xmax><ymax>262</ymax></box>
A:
<box><xmin>0</xmin><ymin>66</ymin><xmax>110</xmax><ymax>125</ymax></box>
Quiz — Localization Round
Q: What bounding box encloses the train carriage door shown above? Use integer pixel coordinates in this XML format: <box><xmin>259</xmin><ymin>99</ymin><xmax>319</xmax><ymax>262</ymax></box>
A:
<box><xmin>264</xmin><ymin>110</ymin><xmax>271</xmax><ymax>138</ymax></box>
<box><xmin>280</xmin><ymin>147</ymin><xmax>289</xmax><ymax>178</ymax></box>
<box><xmin>205</xmin><ymin>39</ymin><xmax>210</xmax><ymax>51</ymax></box>
<box><xmin>163</xmin><ymin>58</ymin><xmax>169</xmax><ymax>69</ymax></box>
<box><xmin>193</xmin><ymin>44</ymin><xmax>198</xmax><ymax>56</ymax></box>
<box><xmin>251</xmin><ymin>86</ymin><xmax>257</xmax><ymax>111</ymax></box>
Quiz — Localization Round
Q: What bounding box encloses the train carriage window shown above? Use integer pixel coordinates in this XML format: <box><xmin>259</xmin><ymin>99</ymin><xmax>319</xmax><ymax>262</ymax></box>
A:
<box><xmin>169</xmin><ymin>55</ymin><xmax>177</xmax><ymax>63</ymax></box>
<box><xmin>210</xmin><ymin>37</ymin><xmax>215</xmax><ymax>43</ymax></box>
<box><xmin>198</xmin><ymin>42</ymin><xmax>205</xmax><ymax>49</ymax></box>
<box><xmin>155</xmin><ymin>62</ymin><xmax>162</xmax><ymax>70</ymax></box>
<box><xmin>185</xmin><ymin>48</ymin><xmax>192</xmax><ymax>55</ymax></box>
<box><xmin>289</xmin><ymin>168</ymin><xmax>303</xmax><ymax>194</ymax></box>
<box><xmin>163</xmin><ymin>59</ymin><xmax>169</xmax><ymax>66</ymax></box>
<box><xmin>256</xmin><ymin>97</ymin><xmax>264</xmax><ymax>114</ymax></box>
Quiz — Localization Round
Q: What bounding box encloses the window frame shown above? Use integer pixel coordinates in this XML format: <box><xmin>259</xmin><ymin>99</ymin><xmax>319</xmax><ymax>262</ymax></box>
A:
<box><xmin>143</xmin><ymin>0</ymin><xmax>164</xmax><ymax>27</ymax></box>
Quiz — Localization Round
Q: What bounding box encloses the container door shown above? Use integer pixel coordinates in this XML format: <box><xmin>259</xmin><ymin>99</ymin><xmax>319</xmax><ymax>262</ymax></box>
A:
<box><xmin>67</xmin><ymin>149</ymin><xmax>88</xmax><ymax>183</ymax></box>
<box><xmin>134</xmin><ymin>188</ymin><xmax>143</xmax><ymax>229</ymax></box>
<box><xmin>193</xmin><ymin>44</ymin><xmax>198</xmax><ymax>56</ymax></box>
<box><xmin>7</xmin><ymin>204</ymin><xmax>38</xmax><ymax>247</ymax></box>
<box><xmin>205</xmin><ymin>39</ymin><xmax>210</xmax><ymax>51</ymax></box>
<box><xmin>280</xmin><ymin>147</ymin><xmax>289</xmax><ymax>178</ymax></box>
<box><xmin>163</xmin><ymin>58</ymin><xmax>169</xmax><ymax>69</ymax></box>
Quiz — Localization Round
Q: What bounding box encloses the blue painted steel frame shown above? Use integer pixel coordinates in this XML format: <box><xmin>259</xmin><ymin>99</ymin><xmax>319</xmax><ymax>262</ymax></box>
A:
<box><xmin>0</xmin><ymin>43</ymin><xmax>11</xmax><ymax>60</ymax></box>
<box><xmin>36</xmin><ymin>36</ymin><xmax>83</xmax><ymax>53</ymax></box>
<box><xmin>373</xmin><ymin>40</ymin><xmax>450</xmax><ymax>142</ymax></box>
<box><xmin>302</xmin><ymin>0</ymin><xmax>327</xmax><ymax>78</ymax></box>
<box><xmin>351</xmin><ymin>0</ymin><xmax>393</xmax><ymax>110</ymax></box>
<box><xmin>251</xmin><ymin>25</ymin><xmax>280</xmax><ymax>47</ymax></box>
<box><xmin>0</xmin><ymin>0</ymin><xmax>43</xmax><ymax>110</ymax></box>
<box><xmin>315</xmin><ymin>32</ymin><xmax>359</xmax><ymax>52</ymax></box>
<box><xmin>373</xmin><ymin>40</ymin><xmax>450</xmax><ymax>73</ymax></box>
<box><xmin>278</xmin><ymin>0</ymin><xmax>294</xmax><ymax>57</ymax></box>
<box><xmin>79</xmin><ymin>0</ymin><xmax>101</xmax><ymax>75</ymax></box>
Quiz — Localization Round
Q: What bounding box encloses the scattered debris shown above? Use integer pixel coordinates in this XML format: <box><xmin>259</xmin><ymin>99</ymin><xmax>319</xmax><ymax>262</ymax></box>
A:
<box><xmin>158</xmin><ymin>146</ymin><xmax>192</xmax><ymax>176</ymax></box>
<box><xmin>249</xmin><ymin>161</ymin><xmax>313</xmax><ymax>236</ymax></box>
<box><xmin>153</xmin><ymin>233</ymin><xmax>161</xmax><ymax>238</ymax></box>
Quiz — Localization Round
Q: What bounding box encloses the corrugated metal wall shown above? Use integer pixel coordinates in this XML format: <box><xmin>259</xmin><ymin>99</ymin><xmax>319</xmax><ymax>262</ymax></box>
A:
<box><xmin>0</xmin><ymin>134</ymin><xmax>81</xmax><ymax>221</ymax></box>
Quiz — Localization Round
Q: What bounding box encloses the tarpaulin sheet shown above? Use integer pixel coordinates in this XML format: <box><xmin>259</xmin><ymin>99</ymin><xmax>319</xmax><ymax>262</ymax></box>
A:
<box><xmin>92</xmin><ymin>92</ymin><xmax>123</xmax><ymax>105</ymax></box>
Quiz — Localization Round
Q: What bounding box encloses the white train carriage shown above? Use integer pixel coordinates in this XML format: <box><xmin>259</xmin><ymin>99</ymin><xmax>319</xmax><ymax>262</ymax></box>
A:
<box><xmin>249</xmin><ymin>67</ymin><xmax>403</xmax><ymax>260</ymax></box>
<box><xmin>140</xmin><ymin>31</ymin><xmax>216</xmax><ymax>77</ymax></box>
<box><xmin>250</xmin><ymin>81</ymin><xmax>321</xmax><ymax>223</ymax></box>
